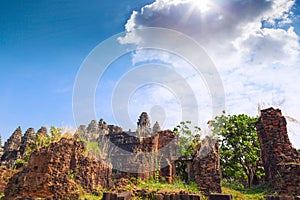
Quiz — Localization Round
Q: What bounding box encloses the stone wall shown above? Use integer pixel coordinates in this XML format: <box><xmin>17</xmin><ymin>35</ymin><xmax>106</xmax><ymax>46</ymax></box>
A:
<box><xmin>4</xmin><ymin>138</ymin><xmax>112</xmax><ymax>199</ymax></box>
<box><xmin>256</xmin><ymin>107</ymin><xmax>300</xmax><ymax>195</ymax></box>
<box><xmin>109</xmin><ymin>130</ymin><xmax>177</xmax><ymax>183</ymax></box>
<box><xmin>192</xmin><ymin>137</ymin><xmax>222</xmax><ymax>195</ymax></box>
<box><xmin>78</xmin><ymin>112</ymin><xmax>177</xmax><ymax>184</ymax></box>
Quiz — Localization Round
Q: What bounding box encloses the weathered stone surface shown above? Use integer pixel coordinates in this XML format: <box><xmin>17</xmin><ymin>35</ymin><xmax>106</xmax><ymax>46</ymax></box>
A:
<box><xmin>36</xmin><ymin>126</ymin><xmax>47</xmax><ymax>138</ymax></box>
<box><xmin>104</xmin><ymin>191</ymin><xmax>201</xmax><ymax>200</ymax></box>
<box><xmin>256</xmin><ymin>108</ymin><xmax>300</xmax><ymax>195</ymax></box>
<box><xmin>86</xmin><ymin>120</ymin><xmax>99</xmax><ymax>141</ymax></box>
<box><xmin>209</xmin><ymin>194</ymin><xmax>232</xmax><ymax>200</ymax></box>
<box><xmin>1</xmin><ymin>127</ymin><xmax>22</xmax><ymax>167</ymax></box>
<box><xmin>99</xmin><ymin>118</ymin><xmax>109</xmax><ymax>135</ymax></box>
<box><xmin>108</xmin><ymin>125</ymin><xmax>123</xmax><ymax>135</ymax></box>
<box><xmin>3</xmin><ymin>138</ymin><xmax>112</xmax><ymax>199</ymax></box>
<box><xmin>0</xmin><ymin>166</ymin><xmax>16</xmax><ymax>193</ymax></box>
<box><xmin>77</xmin><ymin>125</ymin><xmax>87</xmax><ymax>140</ymax></box>
<box><xmin>192</xmin><ymin>137</ymin><xmax>222</xmax><ymax>195</ymax></box>
<box><xmin>109</xmin><ymin>129</ymin><xmax>177</xmax><ymax>183</ymax></box>
<box><xmin>0</xmin><ymin>135</ymin><xmax>3</xmax><ymax>159</ymax></box>
<box><xmin>137</xmin><ymin>112</ymin><xmax>151</xmax><ymax>137</ymax></box>
<box><xmin>152</xmin><ymin>121</ymin><xmax>161</xmax><ymax>134</ymax></box>
<box><xmin>265</xmin><ymin>196</ymin><xmax>300</xmax><ymax>200</ymax></box>
<box><xmin>20</xmin><ymin>128</ymin><xmax>36</xmax><ymax>157</ymax></box>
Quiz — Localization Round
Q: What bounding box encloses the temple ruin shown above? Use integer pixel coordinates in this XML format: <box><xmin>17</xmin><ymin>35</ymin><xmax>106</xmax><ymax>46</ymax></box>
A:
<box><xmin>256</xmin><ymin>107</ymin><xmax>300</xmax><ymax>195</ymax></box>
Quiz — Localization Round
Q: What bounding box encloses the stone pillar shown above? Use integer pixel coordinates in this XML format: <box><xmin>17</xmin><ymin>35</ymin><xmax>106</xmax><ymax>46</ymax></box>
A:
<box><xmin>192</xmin><ymin>137</ymin><xmax>222</xmax><ymax>195</ymax></box>
<box><xmin>256</xmin><ymin>107</ymin><xmax>300</xmax><ymax>195</ymax></box>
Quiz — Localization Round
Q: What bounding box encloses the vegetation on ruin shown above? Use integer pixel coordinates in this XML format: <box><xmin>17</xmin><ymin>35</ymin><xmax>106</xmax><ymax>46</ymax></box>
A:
<box><xmin>75</xmin><ymin>178</ymin><xmax>272</xmax><ymax>200</ymax></box>
<box><xmin>173</xmin><ymin>121</ymin><xmax>202</xmax><ymax>157</ymax></box>
<box><xmin>11</xmin><ymin>126</ymin><xmax>71</xmax><ymax>169</ymax></box>
<box><xmin>173</xmin><ymin>121</ymin><xmax>202</xmax><ymax>181</ymax></box>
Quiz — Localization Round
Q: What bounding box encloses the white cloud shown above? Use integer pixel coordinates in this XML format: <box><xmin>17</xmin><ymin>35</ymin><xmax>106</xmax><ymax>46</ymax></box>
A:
<box><xmin>118</xmin><ymin>0</ymin><xmax>300</xmax><ymax>147</ymax></box>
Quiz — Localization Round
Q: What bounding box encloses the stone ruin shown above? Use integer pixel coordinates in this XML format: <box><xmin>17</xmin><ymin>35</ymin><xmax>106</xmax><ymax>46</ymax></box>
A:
<box><xmin>78</xmin><ymin>112</ymin><xmax>222</xmax><ymax>194</ymax></box>
<box><xmin>0</xmin><ymin>126</ymin><xmax>50</xmax><ymax>168</ymax></box>
<box><xmin>3</xmin><ymin>138</ymin><xmax>112</xmax><ymax>199</ymax></box>
<box><xmin>256</xmin><ymin>107</ymin><xmax>300</xmax><ymax>195</ymax></box>
<box><xmin>1</xmin><ymin>126</ymin><xmax>22</xmax><ymax>167</ymax></box>
<box><xmin>78</xmin><ymin>112</ymin><xmax>178</xmax><ymax>184</ymax></box>
<box><xmin>0</xmin><ymin>111</ymin><xmax>223</xmax><ymax>197</ymax></box>
<box><xmin>192</xmin><ymin>137</ymin><xmax>222</xmax><ymax>195</ymax></box>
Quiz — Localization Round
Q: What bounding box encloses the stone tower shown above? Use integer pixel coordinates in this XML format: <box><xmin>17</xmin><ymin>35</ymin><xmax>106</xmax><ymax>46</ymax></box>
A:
<box><xmin>152</xmin><ymin>121</ymin><xmax>161</xmax><ymax>134</ymax></box>
<box><xmin>86</xmin><ymin>120</ymin><xmax>99</xmax><ymax>141</ymax></box>
<box><xmin>137</xmin><ymin>112</ymin><xmax>151</xmax><ymax>137</ymax></box>
<box><xmin>1</xmin><ymin>127</ymin><xmax>22</xmax><ymax>166</ymax></box>
<box><xmin>20</xmin><ymin>128</ymin><xmax>36</xmax><ymax>157</ymax></box>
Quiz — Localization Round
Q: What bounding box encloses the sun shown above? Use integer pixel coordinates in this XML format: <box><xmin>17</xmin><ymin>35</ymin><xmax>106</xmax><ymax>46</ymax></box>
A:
<box><xmin>192</xmin><ymin>0</ymin><xmax>210</xmax><ymax>12</ymax></box>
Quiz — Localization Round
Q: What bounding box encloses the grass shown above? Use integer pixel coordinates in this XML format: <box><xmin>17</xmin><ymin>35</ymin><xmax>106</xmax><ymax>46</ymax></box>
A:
<box><xmin>0</xmin><ymin>193</ymin><xmax>4</xmax><ymax>198</ymax></box>
<box><xmin>79</xmin><ymin>193</ymin><xmax>103</xmax><ymax>200</ymax></box>
<box><xmin>129</xmin><ymin>179</ymin><xmax>208</xmax><ymax>200</ymax></box>
<box><xmin>222</xmin><ymin>181</ymin><xmax>274</xmax><ymax>200</ymax></box>
<box><xmin>136</xmin><ymin>179</ymin><xmax>201</xmax><ymax>194</ymax></box>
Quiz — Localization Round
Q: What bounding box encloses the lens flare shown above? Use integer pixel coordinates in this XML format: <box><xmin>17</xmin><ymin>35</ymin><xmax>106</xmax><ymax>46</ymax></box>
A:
<box><xmin>193</xmin><ymin>0</ymin><xmax>210</xmax><ymax>12</ymax></box>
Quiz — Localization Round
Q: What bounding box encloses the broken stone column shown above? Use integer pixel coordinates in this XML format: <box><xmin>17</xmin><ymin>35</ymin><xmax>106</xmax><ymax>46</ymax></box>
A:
<box><xmin>256</xmin><ymin>107</ymin><xmax>300</xmax><ymax>195</ymax></box>
<box><xmin>192</xmin><ymin>137</ymin><xmax>222</xmax><ymax>195</ymax></box>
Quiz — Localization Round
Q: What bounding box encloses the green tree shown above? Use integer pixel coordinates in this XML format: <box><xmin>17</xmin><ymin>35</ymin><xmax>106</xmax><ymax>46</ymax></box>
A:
<box><xmin>173</xmin><ymin>121</ymin><xmax>201</xmax><ymax>182</ymax></box>
<box><xmin>173</xmin><ymin>121</ymin><xmax>201</xmax><ymax>157</ymax></box>
<box><xmin>297</xmin><ymin>149</ymin><xmax>300</xmax><ymax>155</ymax></box>
<box><xmin>211</xmin><ymin>113</ymin><xmax>264</xmax><ymax>188</ymax></box>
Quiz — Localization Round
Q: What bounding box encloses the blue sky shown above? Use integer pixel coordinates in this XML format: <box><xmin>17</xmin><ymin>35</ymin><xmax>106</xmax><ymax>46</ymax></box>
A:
<box><xmin>0</xmin><ymin>0</ymin><xmax>154</xmax><ymax>140</ymax></box>
<box><xmin>1</xmin><ymin>0</ymin><xmax>300</xmax><ymax>148</ymax></box>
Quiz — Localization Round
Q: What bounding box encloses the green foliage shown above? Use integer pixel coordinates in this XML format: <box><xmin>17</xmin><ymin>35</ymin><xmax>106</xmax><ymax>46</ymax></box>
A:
<box><xmin>35</xmin><ymin>131</ymin><xmax>51</xmax><ymax>150</ymax></box>
<box><xmin>14</xmin><ymin>158</ymin><xmax>28</xmax><ymax>168</ymax></box>
<box><xmin>173</xmin><ymin>121</ymin><xmax>202</xmax><ymax>182</ymax></box>
<box><xmin>67</xmin><ymin>170</ymin><xmax>75</xmax><ymax>180</ymax></box>
<box><xmin>173</xmin><ymin>121</ymin><xmax>201</xmax><ymax>157</ymax></box>
<box><xmin>84</xmin><ymin>140</ymin><xmax>101</xmax><ymax>157</ymax></box>
<box><xmin>297</xmin><ymin>149</ymin><xmax>300</xmax><ymax>155</ymax></box>
<box><xmin>211</xmin><ymin>113</ymin><xmax>264</xmax><ymax>187</ymax></box>
<box><xmin>136</xmin><ymin>178</ymin><xmax>201</xmax><ymax>194</ymax></box>
<box><xmin>50</xmin><ymin>126</ymin><xmax>62</xmax><ymax>143</ymax></box>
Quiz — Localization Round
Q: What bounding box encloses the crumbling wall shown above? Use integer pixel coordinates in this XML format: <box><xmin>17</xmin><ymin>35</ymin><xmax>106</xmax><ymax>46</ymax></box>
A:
<box><xmin>192</xmin><ymin>137</ymin><xmax>222</xmax><ymax>195</ymax></box>
<box><xmin>109</xmin><ymin>130</ymin><xmax>177</xmax><ymax>183</ymax></box>
<box><xmin>256</xmin><ymin>107</ymin><xmax>300</xmax><ymax>195</ymax></box>
<box><xmin>4</xmin><ymin>138</ymin><xmax>112</xmax><ymax>199</ymax></box>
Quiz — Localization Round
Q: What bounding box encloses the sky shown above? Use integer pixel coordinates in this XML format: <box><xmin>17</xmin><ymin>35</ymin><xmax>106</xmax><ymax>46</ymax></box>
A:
<box><xmin>1</xmin><ymin>0</ymin><xmax>300</xmax><ymax>148</ymax></box>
